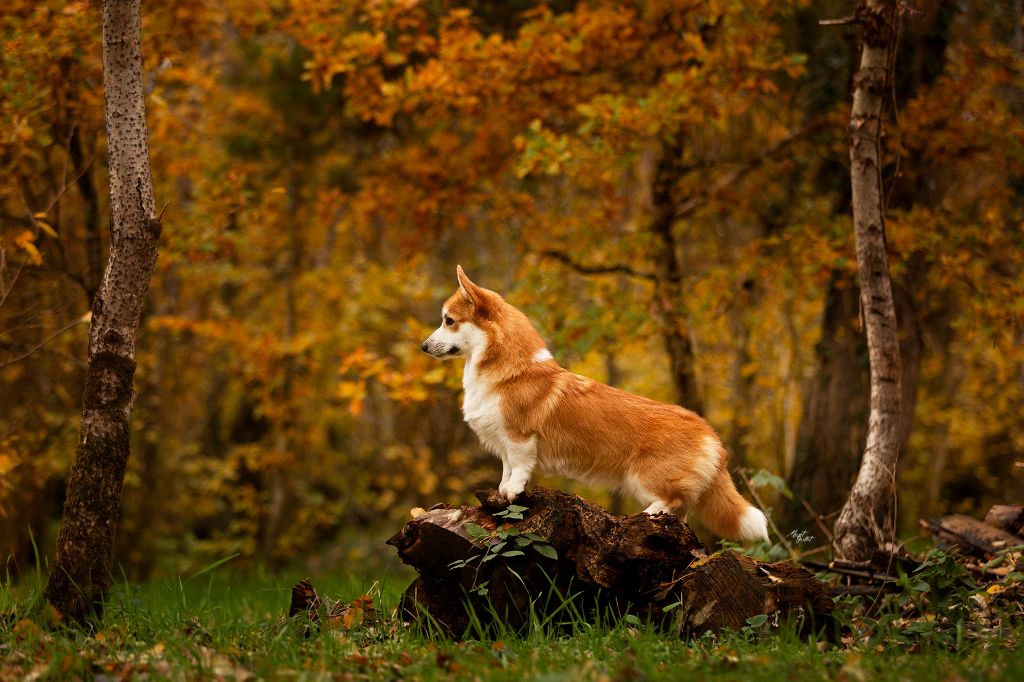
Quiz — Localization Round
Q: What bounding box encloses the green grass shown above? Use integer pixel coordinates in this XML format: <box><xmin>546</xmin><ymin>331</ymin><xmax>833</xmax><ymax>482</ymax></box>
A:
<box><xmin>2</xmin><ymin>564</ymin><xmax>1022</xmax><ymax>681</ymax></box>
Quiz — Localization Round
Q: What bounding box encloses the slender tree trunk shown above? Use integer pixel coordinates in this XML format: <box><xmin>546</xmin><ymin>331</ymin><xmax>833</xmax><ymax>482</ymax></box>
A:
<box><xmin>727</xmin><ymin>279</ymin><xmax>756</xmax><ymax>468</ymax></box>
<box><xmin>783</xmin><ymin>275</ymin><xmax>868</xmax><ymax>534</ymax></box>
<box><xmin>832</xmin><ymin>0</ymin><xmax>903</xmax><ymax>562</ymax></box>
<box><xmin>44</xmin><ymin>0</ymin><xmax>161</xmax><ymax>622</ymax></box>
<box><xmin>650</xmin><ymin>138</ymin><xmax>703</xmax><ymax>413</ymax></box>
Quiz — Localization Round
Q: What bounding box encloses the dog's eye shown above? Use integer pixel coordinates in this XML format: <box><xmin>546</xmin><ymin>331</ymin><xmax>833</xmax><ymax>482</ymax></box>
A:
<box><xmin>444</xmin><ymin>316</ymin><xmax>455</xmax><ymax>327</ymax></box>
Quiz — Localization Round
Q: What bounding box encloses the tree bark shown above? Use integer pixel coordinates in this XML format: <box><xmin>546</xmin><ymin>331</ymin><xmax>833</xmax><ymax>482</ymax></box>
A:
<box><xmin>783</xmin><ymin>274</ymin><xmax>868</xmax><ymax>534</ymax></box>
<box><xmin>44</xmin><ymin>0</ymin><xmax>161</xmax><ymax>622</ymax></box>
<box><xmin>832</xmin><ymin>0</ymin><xmax>903</xmax><ymax>562</ymax></box>
<box><xmin>650</xmin><ymin>138</ymin><xmax>703</xmax><ymax>413</ymax></box>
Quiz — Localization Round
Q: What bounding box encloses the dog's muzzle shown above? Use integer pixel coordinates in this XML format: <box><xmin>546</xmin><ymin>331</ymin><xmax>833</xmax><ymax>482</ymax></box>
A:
<box><xmin>421</xmin><ymin>340</ymin><xmax>459</xmax><ymax>357</ymax></box>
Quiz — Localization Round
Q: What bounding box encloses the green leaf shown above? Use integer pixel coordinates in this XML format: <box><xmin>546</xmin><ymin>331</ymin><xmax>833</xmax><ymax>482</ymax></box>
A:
<box><xmin>501</xmin><ymin>550</ymin><xmax>526</xmax><ymax>558</ymax></box>
<box><xmin>746</xmin><ymin>614</ymin><xmax>769</xmax><ymax>628</ymax></box>
<box><xmin>464</xmin><ymin>522</ymin><xmax>491</xmax><ymax>541</ymax></box>
<box><xmin>747</xmin><ymin>469</ymin><xmax>793</xmax><ymax>500</ymax></box>
<box><xmin>623</xmin><ymin>614</ymin><xmax>642</xmax><ymax>626</ymax></box>
<box><xmin>533</xmin><ymin>543</ymin><xmax>558</xmax><ymax>560</ymax></box>
<box><xmin>495</xmin><ymin>504</ymin><xmax>529</xmax><ymax>521</ymax></box>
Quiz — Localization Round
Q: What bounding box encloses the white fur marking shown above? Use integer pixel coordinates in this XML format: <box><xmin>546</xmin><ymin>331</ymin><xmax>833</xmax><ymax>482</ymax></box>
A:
<box><xmin>695</xmin><ymin>436</ymin><xmax>722</xmax><ymax>490</ymax></box>
<box><xmin>738</xmin><ymin>507</ymin><xmax>770</xmax><ymax>542</ymax></box>
<box><xmin>622</xmin><ymin>472</ymin><xmax>657</xmax><ymax>506</ymax></box>
<box><xmin>532</xmin><ymin>348</ymin><xmax>553</xmax><ymax>362</ymax></box>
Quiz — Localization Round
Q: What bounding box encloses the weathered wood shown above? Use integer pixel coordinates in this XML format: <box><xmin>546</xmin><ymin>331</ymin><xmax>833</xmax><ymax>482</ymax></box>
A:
<box><xmin>984</xmin><ymin>505</ymin><xmax>1024</xmax><ymax>537</ymax></box>
<box><xmin>919</xmin><ymin>514</ymin><xmax>1024</xmax><ymax>557</ymax></box>
<box><xmin>388</xmin><ymin>486</ymin><xmax>833</xmax><ymax>639</ymax></box>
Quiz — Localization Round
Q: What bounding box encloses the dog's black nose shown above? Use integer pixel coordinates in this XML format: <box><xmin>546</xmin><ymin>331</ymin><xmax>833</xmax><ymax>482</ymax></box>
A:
<box><xmin>421</xmin><ymin>341</ymin><xmax>429</xmax><ymax>353</ymax></box>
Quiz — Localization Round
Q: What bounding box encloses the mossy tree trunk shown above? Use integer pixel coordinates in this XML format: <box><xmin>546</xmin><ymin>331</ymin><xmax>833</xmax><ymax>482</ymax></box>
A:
<box><xmin>44</xmin><ymin>0</ymin><xmax>161</xmax><ymax>623</ymax></box>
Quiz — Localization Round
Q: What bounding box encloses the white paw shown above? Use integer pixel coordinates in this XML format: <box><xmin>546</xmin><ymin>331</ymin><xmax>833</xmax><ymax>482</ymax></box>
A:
<box><xmin>642</xmin><ymin>501</ymin><xmax>673</xmax><ymax>516</ymax></box>
<box><xmin>498</xmin><ymin>480</ymin><xmax>525</xmax><ymax>501</ymax></box>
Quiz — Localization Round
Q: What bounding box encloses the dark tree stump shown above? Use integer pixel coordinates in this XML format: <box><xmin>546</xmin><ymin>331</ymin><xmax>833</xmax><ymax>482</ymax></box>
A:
<box><xmin>387</xmin><ymin>486</ymin><xmax>833</xmax><ymax>639</ymax></box>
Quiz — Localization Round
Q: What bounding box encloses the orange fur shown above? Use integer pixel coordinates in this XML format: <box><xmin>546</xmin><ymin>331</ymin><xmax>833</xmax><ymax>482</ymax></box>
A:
<box><xmin>423</xmin><ymin>266</ymin><xmax>769</xmax><ymax>542</ymax></box>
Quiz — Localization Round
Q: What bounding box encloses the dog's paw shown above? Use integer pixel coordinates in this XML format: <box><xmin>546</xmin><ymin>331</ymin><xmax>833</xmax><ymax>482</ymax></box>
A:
<box><xmin>498</xmin><ymin>480</ymin><xmax>525</xmax><ymax>502</ymax></box>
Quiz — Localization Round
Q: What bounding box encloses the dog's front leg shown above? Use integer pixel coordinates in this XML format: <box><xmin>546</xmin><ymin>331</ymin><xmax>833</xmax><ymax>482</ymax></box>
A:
<box><xmin>498</xmin><ymin>437</ymin><xmax>537</xmax><ymax>502</ymax></box>
<box><xmin>499</xmin><ymin>454</ymin><xmax>512</xmax><ymax>489</ymax></box>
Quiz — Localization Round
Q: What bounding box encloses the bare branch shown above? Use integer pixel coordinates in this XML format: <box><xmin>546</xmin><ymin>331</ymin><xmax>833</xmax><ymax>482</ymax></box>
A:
<box><xmin>0</xmin><ymin>315</ymin><xmax>88</xmax><ymax>368</ymax></box>
<box><xmin>819</xmin><ymin>16</ymin><xmax>857</xmax><ymax>27</ymax></box>
<box><xmin>536</xmin><ymin>248</ymin><xmax>663</xmax><ymax>282</ymax></box>
<box><xmin>673</xmin><ymin>120</ymin><xmax>828</xmax><ymax>220</ymax></box>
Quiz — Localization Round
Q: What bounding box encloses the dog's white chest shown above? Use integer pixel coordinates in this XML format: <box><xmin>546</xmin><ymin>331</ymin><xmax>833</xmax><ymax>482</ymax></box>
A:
<box><xmin>462</xmin><ymin>366</ymin><xmax>509</xmax><ymax>455</ymax></box>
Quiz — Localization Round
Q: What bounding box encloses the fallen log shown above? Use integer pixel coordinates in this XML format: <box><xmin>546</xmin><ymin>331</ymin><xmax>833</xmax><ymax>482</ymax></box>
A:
<box><xmin>919</xmin><ymin>514</ymin><xmax>1024</xmax><ymax>558</ymax></box>
<box><xmin>803</xmin><ymin>547</ymin><xmax>919</xmax><ymax>598</ymax></box>
<box><xmin>984</xmin><ymin>505</ymin><xmax>1024</xmax><ymax>537</ymax></box>
<box><xmin>387</xmin><ymin>486</ymin><xmax>833</xmax><ymax>639</ymax></box>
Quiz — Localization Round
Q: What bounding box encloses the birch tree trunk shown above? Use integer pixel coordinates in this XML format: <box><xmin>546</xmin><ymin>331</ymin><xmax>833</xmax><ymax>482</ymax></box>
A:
<box><xmin>831</xmin><ymin>0</ymin><xmax>903</xmax><ymax>562</ymax></box>
<box><xmin>44</xmin><ymin>0</ymin><xmax>161</xmax><ymax>622</ymax></box>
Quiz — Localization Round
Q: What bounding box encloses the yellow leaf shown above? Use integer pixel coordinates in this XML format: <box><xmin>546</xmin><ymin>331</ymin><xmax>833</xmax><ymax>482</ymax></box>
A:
<box><xmin>14</xmin><ymin>230</ymin><xmax>42</xmax><ymax>265</ymax></box>
<box><xmin>342</xmin><ymin>607</ymin><xmax>362</xmax><ymax>628</ymax></box>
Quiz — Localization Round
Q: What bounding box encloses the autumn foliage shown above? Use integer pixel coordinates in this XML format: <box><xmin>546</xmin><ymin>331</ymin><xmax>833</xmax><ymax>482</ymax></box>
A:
<box><xmin>1</xmin><ymin>0</ymin><xmax>1022</xmax><ymax>577</ymax></box>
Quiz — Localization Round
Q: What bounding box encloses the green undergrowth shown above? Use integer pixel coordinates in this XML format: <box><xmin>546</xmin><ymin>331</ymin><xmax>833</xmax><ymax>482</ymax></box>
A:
<box><xmin>1</xmin><ymin>554</ymin><xmax>1022</xmax><ymax>681</ymax></box>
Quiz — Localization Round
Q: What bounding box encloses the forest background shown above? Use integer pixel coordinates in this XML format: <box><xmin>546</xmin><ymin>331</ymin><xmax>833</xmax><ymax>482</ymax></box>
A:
<box><xmin>1</xmin><ymin>0</ymin><xmax>1022</xmax><ymax>581</ymax></box>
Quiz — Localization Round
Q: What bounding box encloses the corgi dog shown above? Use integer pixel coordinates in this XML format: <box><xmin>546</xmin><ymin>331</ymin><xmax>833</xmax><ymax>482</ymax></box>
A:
<box><xmin>421</xmin><ymin>266</ymin><xmax>769</xmax><ymax>542</ymax></box>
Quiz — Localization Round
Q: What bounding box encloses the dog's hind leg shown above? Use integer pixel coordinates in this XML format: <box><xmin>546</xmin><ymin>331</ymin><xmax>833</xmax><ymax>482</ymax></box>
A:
<box><xmin>642</xmin><ymin>500</ymin><xmax>677</xmax><ymax>515</ymax></box>
<box><xmin>630</xmin><ymin>472</ymin><xmax>700</xmax><ymax>518</ymax></box>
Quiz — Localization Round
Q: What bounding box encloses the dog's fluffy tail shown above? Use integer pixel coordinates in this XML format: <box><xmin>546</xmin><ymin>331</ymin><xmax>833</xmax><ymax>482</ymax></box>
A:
<box><xmin>694</xmin><ymin>468</ymin><xmax>769</xmax><ymax>542</ymax></box>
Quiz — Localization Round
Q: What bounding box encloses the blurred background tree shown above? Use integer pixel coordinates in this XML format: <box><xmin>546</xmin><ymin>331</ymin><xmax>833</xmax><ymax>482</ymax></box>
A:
<box><xmin>2</xmin><ymin>0</ymin><xmax>1022</xmax><ymax>578</ymax></box>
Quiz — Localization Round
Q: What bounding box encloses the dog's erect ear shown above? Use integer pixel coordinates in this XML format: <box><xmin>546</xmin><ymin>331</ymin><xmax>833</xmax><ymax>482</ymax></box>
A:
<box><xmin>456</xmin><ymin>265</ymin><xmax>480</xmax><ymax>305</ymax></box>
<box><xmin>456</xmin><ymin>265</ymin><xmax>494</xmax><ymax>318</ymax></box>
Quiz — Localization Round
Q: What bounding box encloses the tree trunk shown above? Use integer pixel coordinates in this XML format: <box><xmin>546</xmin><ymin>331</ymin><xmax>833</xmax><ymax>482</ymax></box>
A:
<box><xmin>783</xmin><ymin>274</ymin><xmax>868</xmax><ymax>534</ymax></box>
<box><xmin>831</xmin><ymin>0</ymin><xmax>903</xmax><ymax>562</ymax></box>
<box><xmin>650</xmin><ymin>138</ymin><xmax>703</xmax><ymax>413</ymax></box>
<box><xmin>44</xmin><ymin>0</ymin><xmax>161</xmax><ymax>622</ymax></box>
